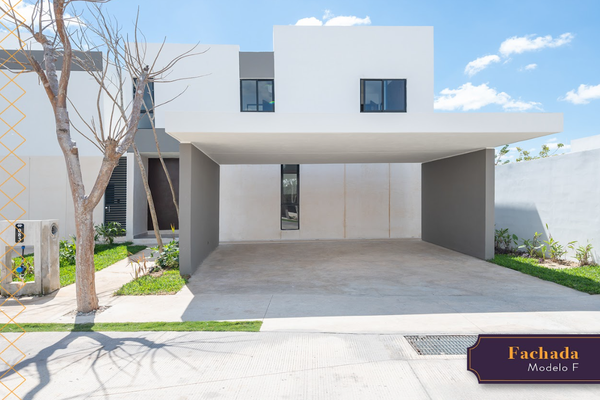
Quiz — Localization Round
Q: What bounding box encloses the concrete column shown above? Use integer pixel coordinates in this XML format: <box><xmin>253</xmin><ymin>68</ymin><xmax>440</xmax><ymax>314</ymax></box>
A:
<box><xmin>421</xmin><ymin>149</ymin><xmax>494</xmax><ymax>260</ymax></box>
<box><xmin>179</xmin><ymin>143</ymin><xmax>220</xmax><ymax>276</ymax></box>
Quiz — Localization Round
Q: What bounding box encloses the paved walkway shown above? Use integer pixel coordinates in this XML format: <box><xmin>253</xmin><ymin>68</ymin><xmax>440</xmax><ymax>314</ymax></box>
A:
<box><xmin>2</xmin><ymin>240</ymin><xmax>600</xmax><ymax>334</ymax></box>
<box><xmin>4</xmin><ymin>331</ymin><xmax>599</xmax><ymax>399</ymax></box>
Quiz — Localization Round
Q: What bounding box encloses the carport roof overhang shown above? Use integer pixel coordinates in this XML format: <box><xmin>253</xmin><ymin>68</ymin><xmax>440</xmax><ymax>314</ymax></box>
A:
<box><xmin>165</xmin><ymin>112</ymin><xmax>563</xmax><ymax>164</ymax></box>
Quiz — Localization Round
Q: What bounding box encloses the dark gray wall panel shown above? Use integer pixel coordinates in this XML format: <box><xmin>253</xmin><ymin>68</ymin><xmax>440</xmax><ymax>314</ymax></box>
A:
<box><xmin>239</xmin><ymin>52</ymin><xmax>274</xmax><ymax>78</ymax></box>
<box><xmin>132</xmin><ymin>128</ymin><xmax>180</xmax><ymax>154</ymax></box>
<box><xmin>179</xmin><ymin>143</ymin><xmax>220</xmax><ymax>275</ymax></box>
<box><xmin>422</xmin><ymin>149</ymin><xmax>494</xmax><ymax>260</ymax></box>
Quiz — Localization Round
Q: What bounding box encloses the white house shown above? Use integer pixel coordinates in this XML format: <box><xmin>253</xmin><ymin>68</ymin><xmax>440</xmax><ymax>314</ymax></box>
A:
<box><xmin>1</xmin><ymin>26</ymin><xmax>563</xmax><ymax>276</ymax></box>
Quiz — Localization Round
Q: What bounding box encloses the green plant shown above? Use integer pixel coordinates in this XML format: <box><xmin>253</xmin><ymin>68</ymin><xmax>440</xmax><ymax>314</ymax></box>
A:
<box><xmin>59</xmin><ymin>236</ymin><xmax>77</xmax><ymax>265</ymax></box>
<box><xmin>495</xmin><ymin>145</ymin><xmax>510</xmax><ymax>165</ymax></box>
<box><xmin>568</xmin><ymin>241</ymin><xmax>594</xmax><ymax>266</ymax></box>
<box><xmin>519</xmin><ymin>232</ymin><xmax>543</xmax><ymax>258</ymax></box>
<box><xmin>515</xmin><ymin>143</ymin><xmax>564</xmax><ymax>162</ymax></box>
<box><xmin>542</xmin><ymin>224</ymin><xmax>568</xmax><ymax>261</ymax></box>
<box><xmin>152</xmin><ymin>240</ymin><xmax>179</xmax><ymax>269</ymax></box>
<box><xmin>494</xmin><ymin>227</ymin><xmax>519</xmax><ymax>253</ymax></box>
<box><xmin>95</xmin><ymin>222</ymin><xmax>125</xmax><ymax>245</ymax></box>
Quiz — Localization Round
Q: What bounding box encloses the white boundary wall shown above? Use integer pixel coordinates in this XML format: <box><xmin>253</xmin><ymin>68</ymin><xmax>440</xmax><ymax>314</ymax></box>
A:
<box><xmin>220</xmin><ymin>163</ymin><xmax>421</xmax><ymax>242</ymax></box>
<box><xmin>495</xmin><ymin>148</ymin><xmax>600</xmax><ymax>262</ymax></box>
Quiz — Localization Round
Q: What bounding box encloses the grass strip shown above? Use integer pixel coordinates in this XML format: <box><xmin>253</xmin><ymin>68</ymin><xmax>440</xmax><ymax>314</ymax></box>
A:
<box><xmin>489</xmin><ymin>254</ymin><xmax>600</xmax><ymax>294</ymax></box>
<box><xmin>115</xmin><ymin>269</ymin><xmax>187</xmax><ymax>295</ymax></box>
<box><xmin>2</xmin><ymin>321</ymin><xmax>262</xmax><ymax>333</ymax></box>
<box><xmin>13</xmin><ymin>243</ymin><xmax>146</xmax><ymax>287</ymax></box>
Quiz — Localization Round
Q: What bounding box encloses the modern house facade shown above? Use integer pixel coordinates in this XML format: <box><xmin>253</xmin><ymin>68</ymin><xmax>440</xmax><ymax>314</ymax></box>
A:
<box><xmin>1</xmin><ymin>26</ymin><xmax>563</xmax><ymax>276</ymax></box>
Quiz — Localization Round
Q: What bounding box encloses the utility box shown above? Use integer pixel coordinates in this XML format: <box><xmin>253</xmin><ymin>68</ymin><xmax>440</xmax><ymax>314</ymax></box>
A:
<box><xmin>1</xmin><ymin>220</ymin><xmax>60</xmax><ymax>296</ymax></box>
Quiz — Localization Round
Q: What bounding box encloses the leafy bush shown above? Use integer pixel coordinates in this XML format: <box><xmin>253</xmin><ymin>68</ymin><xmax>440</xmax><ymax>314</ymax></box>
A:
<box><xmin>152</xmin><ymin>240</ymin><xmax>179</xmax><ymax>269</ymax></box>
<box><xmin>569</xmin><ymin>242</ymin><xmax>594</xmax><ymax>266</ymax></box>
<box><xmin>542</xmin><ymin>224</ymin><xmax>569</xmax><ymax>261</ymax></box>
<box><xmin>519</xmin><ymin>232</ymin><xmax>543</xmax><ymax>258</ymax></box>
<box><xmin>95</xmin><ymin>222</ymin><xmax>125</xmax><ymax>245</ymax></box>
<box><xmin>494</xmin><ymin>228</ymin><xmax>518</xmax><ymax>253</ymax></box>
<box><xmin>59</xmin><ymin>236</ymin><xmax>77</xmax><ymax>265</ymax></box>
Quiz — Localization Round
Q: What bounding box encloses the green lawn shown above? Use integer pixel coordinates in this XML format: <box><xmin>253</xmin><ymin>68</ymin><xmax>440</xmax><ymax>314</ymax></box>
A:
<box><xmin>489</xmin><ymin>254</ymin><xmax>600</xmax><ymax>294</ymax></box>
<box><xmin>115</xmin><ymin>269</ymin><xmax>188</xmax><ymax>295</ymax></box>
<box><xmin>1</xmin><ymin>321</ymin><xmax>262</xmax><ymax>333</ymax></box>
<box><xmin>13</xmin><ymin>243</ymin><xmax>146</xmax><ymax>287</ymax></box>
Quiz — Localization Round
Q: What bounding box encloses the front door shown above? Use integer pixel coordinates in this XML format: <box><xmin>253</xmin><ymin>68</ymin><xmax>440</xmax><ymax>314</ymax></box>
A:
<box><xmin>147</xmin><ymin>158</ymin><xmax>180</xmax><ymax>230</ymax></box>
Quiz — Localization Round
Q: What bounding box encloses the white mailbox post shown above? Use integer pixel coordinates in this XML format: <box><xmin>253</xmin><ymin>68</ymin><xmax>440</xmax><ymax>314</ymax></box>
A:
<box><xmin>1</xmin><ymin>220</ymin><xmax>60</xmax><ymax>296</ymax></box>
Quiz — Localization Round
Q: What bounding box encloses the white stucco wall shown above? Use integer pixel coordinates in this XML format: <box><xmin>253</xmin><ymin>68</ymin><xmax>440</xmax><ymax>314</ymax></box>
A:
<box><xmin>0</xmin><ymin>49</ymin><xmax>106</xmax><ymax>238</ymax></box>
<box><xmin>0</xmin><ymin>156</ymin><xmax>104</xmax><ymax>239</ymax></box>
<box><xmin>571</xmin><ymin>134</ymin><xmax>600</xmax><ymax>152</ymax></box>
<box><xmin>495</xmin><ymin>149</ymin><xmax>600</xmax><ymax>262</ymax></box>
<box><xmin>122</xmin><ymin>43</ymin><xmax>241</xmax><ymax>130</ymax></box>
<box><xmin>219</xmin><ymin>163</ymin><xmax>421</xmax><ymax>242</ymax></box>
<box><xmin>273</xmin><ymin>26</ymin><xmax>434</xmax><ymax>114</ymax></box>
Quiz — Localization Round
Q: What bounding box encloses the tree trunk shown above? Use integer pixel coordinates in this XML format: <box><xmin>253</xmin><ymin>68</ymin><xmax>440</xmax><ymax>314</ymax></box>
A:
<box><xmin>132</xmin><ymin>144</ymin><xmax>163</xmax><ymax>251</ymax></box>
<box><xmin>74</xmin><ymin>204</ymin><xmax>99</xmax><ymax>312</ymax></box>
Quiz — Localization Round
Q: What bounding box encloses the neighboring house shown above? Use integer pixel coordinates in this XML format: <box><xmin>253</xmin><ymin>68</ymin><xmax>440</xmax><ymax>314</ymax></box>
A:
<box><xmin>0</xmin><ymin>26</ymin><xmax>562</xmax><ymax>276</ymax></box>
<box><xmin>496</xmin><ymin>134</ymin><xmax>600</xmax><ymax>261</ymax></box>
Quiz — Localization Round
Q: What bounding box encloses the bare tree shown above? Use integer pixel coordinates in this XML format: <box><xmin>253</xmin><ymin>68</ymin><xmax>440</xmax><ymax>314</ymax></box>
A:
<box><xmin>1</xmin><ymin>0</ymin><xmax>198</xmax><ymax>312</ymax></box>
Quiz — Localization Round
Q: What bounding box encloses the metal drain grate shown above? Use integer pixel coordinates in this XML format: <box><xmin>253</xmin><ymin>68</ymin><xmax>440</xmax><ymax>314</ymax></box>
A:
<box><xmin>405</xmin><ymin>335</ymin><xmax>478</xmax><ymax>355</ymax></box>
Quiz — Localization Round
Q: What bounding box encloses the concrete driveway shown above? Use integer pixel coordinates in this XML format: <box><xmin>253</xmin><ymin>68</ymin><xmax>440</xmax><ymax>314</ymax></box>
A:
<box><xmin>180</xmin><ymin>239</ymin><xmax>600</xmax><ymax>333</ymax></box>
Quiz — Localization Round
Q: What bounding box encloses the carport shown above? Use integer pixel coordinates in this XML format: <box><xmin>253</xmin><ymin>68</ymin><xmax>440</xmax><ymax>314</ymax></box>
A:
<box><xmin>166</xmin><ymin>111</ymin><xmax>563</xmax><ymax>275</ymax></box>
<box><xmin>178</xmin><ymin>239</ymin><xmax>600</xmax><ymax>333</ymax></box>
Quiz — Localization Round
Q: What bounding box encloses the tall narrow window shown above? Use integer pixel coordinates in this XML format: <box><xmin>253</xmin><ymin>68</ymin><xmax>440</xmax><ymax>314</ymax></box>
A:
<box><xmin>241</xmin><ymin>79</ymin><xmax>274</xmax><ymax>112</ymax></box>
<box><xmin>134</xmin><ymin>79</ymin><xmax>155</xmax><ymax>128</ymax></box>
<box><xmin>281</xmin><ymin>164</ymin><xmax>299</xmax><ymax>230</ymax></box>
<box><xmin>360</xmin><ymin>79</ymin><xmax>406</xmax><ymax>112</ymax></box>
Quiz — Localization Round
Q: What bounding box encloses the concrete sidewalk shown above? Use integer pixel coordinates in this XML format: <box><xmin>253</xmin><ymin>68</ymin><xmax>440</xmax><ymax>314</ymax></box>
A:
<box><xmin>4</xmin><ymin>331</ymin><xmax>599</xmax><ymax>400</ymax></box>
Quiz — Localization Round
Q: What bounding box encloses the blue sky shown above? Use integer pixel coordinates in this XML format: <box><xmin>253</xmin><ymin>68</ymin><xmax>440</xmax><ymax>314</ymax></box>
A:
<box><xmin>70</xmin><ymin>1</ymin><xmax>600</xmax><ymax>159</ymax></box>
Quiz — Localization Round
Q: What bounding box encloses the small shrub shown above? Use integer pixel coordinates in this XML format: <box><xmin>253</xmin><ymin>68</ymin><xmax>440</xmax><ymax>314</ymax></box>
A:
<box><xmin>543</xmin><ymin>224</ymin><xmax>567</xmax><ymax>261</ymax></box>
<box><xmin>59</xmin><ymin>236</ymin><xmax>77</xmax><ymax>265</ymax></box>
<box><xmin>494</xmin><ymin>228</ymin><xmax>518</xmax><ymax>253</ymax></box>
<box><xmin>152</xmin><ymin>240</ymin><xmax>179</xmax><ymax>269</ymax></box>
<box><xmin>569</xmin><ymin>241</ymin><xmax>594</xmax><ymax>266</ymax></box>
<box><xmin>519</xmin><ymin>232</ymin><xmax>543</xmax><ymax>258</ymax></box>
<box><xmin>95</xmin><ymin>222</ymin><xmax>125</xmax><ymax>245</ymax></box>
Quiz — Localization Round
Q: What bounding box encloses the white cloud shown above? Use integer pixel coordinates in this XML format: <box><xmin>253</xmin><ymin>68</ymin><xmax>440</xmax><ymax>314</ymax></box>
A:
<box><xmin>295</xmin><ymin>17</ymin><xmax>323</xmax><ymax>26</ymax></box>
<box><xmin>561</xmin><ymin>83</ymin><xmax>600</xmax><ymax>105</ymax></box>
<box><xmin>434</xmin><ymin>82</ymin><xmax>542</xmax><ymax>112</ymax></box>
<box><xmin>0</xmin><ymin>1</ymin><xmax>82</xmax><ymax>34</ymax></box>
<box><xmin>295</xmin><ymin>13</ymin><xmax>371</xmax><ymax>27</ymax></box>
<box><xmin>546</xmin><ymin>137</ymin><xmax>558</xmax><ymax>143</ymax></box>
<box><xmin>464</xmin><ymin>55</ymin><xmax>500</xmax><ymax>76</ymax></box>
<box><xmin>325</xmin><ymin>16</ymin><xmax>371</xmax><ymax>26</ymax></box>
<box><xmin>499</xmin><ymin>33</ymin><xmax>574</xmax><ymax>57</ymax></box>
<box><xmin>523</xmin><ymin>63</ymin><xmax>537</xmax><ymax>71</ymax></box>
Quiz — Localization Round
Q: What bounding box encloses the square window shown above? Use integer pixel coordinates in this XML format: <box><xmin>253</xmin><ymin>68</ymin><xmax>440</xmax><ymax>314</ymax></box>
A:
<box><xmin>241</xmin><ymin>79</ymin><xmax>274</xmax><ymax>112</ymax></box>
<box><xmin>360</xmin><ymin>79</ymin><xmax>406</xmax><ymax>112</ymax></box>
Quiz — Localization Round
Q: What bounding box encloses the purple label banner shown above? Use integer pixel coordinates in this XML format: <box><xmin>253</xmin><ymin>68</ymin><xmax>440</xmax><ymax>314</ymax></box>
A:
<box><xmin>468</xmin><ymin>335</ymin><xmax>600</xmax><ymax>383</ymax></box>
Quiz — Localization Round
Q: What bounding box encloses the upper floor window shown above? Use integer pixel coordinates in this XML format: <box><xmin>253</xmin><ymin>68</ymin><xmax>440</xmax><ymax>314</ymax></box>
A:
<box><xmin>360</xmin><ymin>79</ymin><xmax>406</xmax><ymax>112</ymax></box>
<box><xmin>134</xmin><ymin>79</ymin><xmax>154</xmax><ymax>129</ymax></box>
<box><xmin>241</xmin><ymin>79</ymin><xmax>274</xmax><ymax>112</ymax></box>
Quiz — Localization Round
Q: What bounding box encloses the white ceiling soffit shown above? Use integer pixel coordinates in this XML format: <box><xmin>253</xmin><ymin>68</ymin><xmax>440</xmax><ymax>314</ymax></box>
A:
<box><xmin>165</xmin><ymin>112</ymin><xmax>563</xmax><ymax>164</ymax></box>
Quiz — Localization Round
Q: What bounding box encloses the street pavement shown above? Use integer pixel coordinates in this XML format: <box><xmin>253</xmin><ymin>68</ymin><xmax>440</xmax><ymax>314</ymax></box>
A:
<box><xmin>3</xmin><ymin>331</ymin><xmax>600</xmax><ymax>400</ymax></box>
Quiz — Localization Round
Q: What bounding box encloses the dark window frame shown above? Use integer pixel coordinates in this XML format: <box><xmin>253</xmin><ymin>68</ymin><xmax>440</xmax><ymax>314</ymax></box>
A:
<box><xmin>240</xmin><ymin>79</ymin><xmax>275</xmax><ymax>112</ymax></box>
<box><xmin>134</xmin><ymin>78</ymin><xmax>155</xmax><ymax>128</ymax></box>
<box><xmin>360</xmin><ymin>79</ymin><xmax>407</xmax><ymax>113</ymax></box>
<box><xmin>280</xmin><ymin>164</ymin><xmax>299</xmax><ymax>230</ymax></box>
